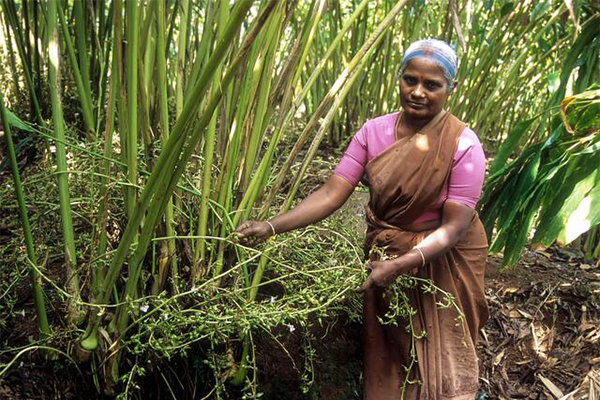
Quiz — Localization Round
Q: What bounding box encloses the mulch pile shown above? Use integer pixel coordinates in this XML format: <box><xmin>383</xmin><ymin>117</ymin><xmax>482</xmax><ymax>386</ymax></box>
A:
<box><xmin>479</xmin><ymin>248</ymin><xmax>600</xmax><ymax>399</ymax></box>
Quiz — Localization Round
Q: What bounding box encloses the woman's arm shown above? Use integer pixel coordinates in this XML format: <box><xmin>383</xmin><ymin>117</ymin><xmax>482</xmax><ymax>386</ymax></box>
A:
<box><xmin>360</xmin><ymin>200</ymin><xmax>474</xmax><ymax>290</ymax></box>
<box><xmin>236</xmin><ymin>174</ymin><xmax>355</xmax><ymax>245</ymax></box>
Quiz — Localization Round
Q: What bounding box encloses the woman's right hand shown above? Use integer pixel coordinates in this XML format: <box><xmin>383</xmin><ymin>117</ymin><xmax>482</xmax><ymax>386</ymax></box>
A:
<box><xmin>236</xmin><ymin>221</ymin><xmax>274</xmax><ymax>246</ymax></box>
<box><xmin>235</xmin><ymin>175</ymin><xmax>354</xmax><ymax>247</ymax></box>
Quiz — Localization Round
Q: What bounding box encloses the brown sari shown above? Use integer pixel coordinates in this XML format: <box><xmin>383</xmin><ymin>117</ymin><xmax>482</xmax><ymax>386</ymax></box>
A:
<box><xmin>362</xmin><ymin>111</ymin><xmax>489</xmax><ymax>400</ymax></box>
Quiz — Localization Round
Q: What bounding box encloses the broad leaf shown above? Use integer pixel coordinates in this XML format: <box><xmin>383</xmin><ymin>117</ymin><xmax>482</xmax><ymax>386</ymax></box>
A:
<box><xmin>557</xmin><ymin>178</ymin><xmax>600</xmax><ymax>245</ymax></box>
<box><xmin>489</xmin><ymin>117</ymin><xmax>537</xmax><ymax>176</ymax></box>
<box><xmin>5</xmin><ymin>109</ymin><xmax>34</xmax><ymax>132</ymax></box>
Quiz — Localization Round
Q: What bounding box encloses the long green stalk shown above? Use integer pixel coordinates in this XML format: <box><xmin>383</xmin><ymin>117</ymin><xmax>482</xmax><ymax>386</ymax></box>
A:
<box><xmin>136</xmin><ymin>45</ymin><xmax>152</xmax><ymax>156</ymax></box>
<box><xmin>113</xmin><ymin>0</ymin><xmax>128</xmax><ymax>191</ymax></box>
<box><xmin>175</xmin><ymin>0</ymin><xmax>190</xmax><ymax>117</ymax></box>
<box><xmin>155</xmin><ymin>0</ymin><xmax>178</xmax><ymax>292</ymax></box>
<box><xmin>1</xmin><ymin>8</ymin><xmax>20</xmax><ymax>97</ymax></box>
<box><xmin>81</xmin><ymin>0</ymin><xmax>258</xmax><ymax>351</ymax></box>
<box><xmin>183</xmin><ymin>0</ymin><xmax>216</xmax><ymax>105</ymax></box>
<box><xmin>141</xmin><ymin>9</ymin><xmax>156</xmax><ymax>124</ymax></box>
<box><xmin>57</xmin><ymin>1</ymin><xmax>95</xmax><ymax>137</ymax></box>
<box><xmin>103</xmin><ymin>9</ymin><xmax>280</xmax><ymax>384</ymax></box>
<box><xmin>73</xmin><ymin>0</ymin><xmax>92</xmax><ymax>107</ymax></box>
<box><xmin>123</xmin><ymin>0</ymin><xmax>280</xmax><ymax>310</ymax></box>
<box><xmin>94</xmin><ymin>1</ymin><xmax>115</xmax><ymax>133</ymax></box>
<box><xmin>19</xmin><ymin>0</ymin><xmax>35</xmax><ymax>120</ymax></box>
<box><xmin>47</xmin><ymin>0</ymin><xmax>81</xmax><ymax>322</ymax></box>
<box><xmin>0</xmin><ymin>92</ymin><xmax>49</xmax><ymax>338</ymax></box>
<box><xmin>21</xmin><ymin>0</ymin><xmax>31</xmax><ymax>85</ymax></box>
<box><xmin>233</xmin><ymin>0</ymin><xmax>366</xmax><ymax>224</ymax></box>
<box><xmin>291</xmin><ymin>0</ymin><xmax>327</xmax><ymax>92</ymax></box>
<box><xmin>90</xmin><ymin>49</ymin><xmax>118</xmax><ymax>302</ymax></box>
<box><xmin>1</xmin><ymin>0</ymin><xmax>43</xmax><ymax>124</ymax></box>
<box><xmin>240</xmin><ymin>11</ymin><xmax>282</xmax><ymax>189</ymax></box>
<box><xmin>32</xmin><ymin>0</ymin><xmax>40</xmax><ymax>102</ymax></box>
<box><xmin>193</xmin><ymin>0</ymin><xmax>230</xmax><ymax>278</ymax></box>
<box><xmin>124</xmin><ymin>0</ymin><xmax>139</xmax><ymax>220</ymax></box>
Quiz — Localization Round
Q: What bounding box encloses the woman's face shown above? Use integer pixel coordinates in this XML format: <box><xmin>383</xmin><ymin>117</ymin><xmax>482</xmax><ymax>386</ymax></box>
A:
<box><xmin>399</xmin><ymin>57</ymin><xmax>452</xmax><ymax>122</ymax></box>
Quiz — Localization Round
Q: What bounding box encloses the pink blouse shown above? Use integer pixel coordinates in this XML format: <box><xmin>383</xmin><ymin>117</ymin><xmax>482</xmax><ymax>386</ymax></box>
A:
<box><xmin>333</xmin><ymin>112</ymin><xmax>486</xmax><ymax>223</ymax></box>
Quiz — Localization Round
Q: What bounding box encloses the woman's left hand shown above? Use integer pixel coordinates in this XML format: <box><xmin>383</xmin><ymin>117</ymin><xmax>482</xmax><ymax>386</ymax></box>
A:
<box><xmin>360</xmin><ymin>260</ymin><xmax>401</xmax><ymax>291</ymax></box>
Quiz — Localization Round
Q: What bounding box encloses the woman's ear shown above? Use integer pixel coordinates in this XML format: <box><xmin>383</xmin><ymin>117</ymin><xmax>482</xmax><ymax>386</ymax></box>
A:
<box><xmin>445</xmin><ymin>80</ymin><xmax>457</xmax><ymax>97</ymax></box>
<box><xmin>450</xmin><ymin>79</ymin><xmax>458</xmax><ymax>92</ymax></box>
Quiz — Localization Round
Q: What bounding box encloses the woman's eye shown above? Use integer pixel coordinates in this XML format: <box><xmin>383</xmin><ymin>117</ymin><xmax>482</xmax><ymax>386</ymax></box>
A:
<box><xmin>426</xmin><ymin>82</ymin><xmax>442</xmax><ymax>90</ymax></box>
<box><xmin>403</xmin><ymin>76</ymin><xmax>416</xmax><ymax>85</ymax></box>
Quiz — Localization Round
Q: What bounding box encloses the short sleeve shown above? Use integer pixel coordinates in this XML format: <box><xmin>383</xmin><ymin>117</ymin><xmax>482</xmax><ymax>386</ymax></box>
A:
<box><xmin>446</xmin><ymin>128</ymin><xmax>486</xmax><ymax>208</ymax></box>
<box><xmin>333</xmin><ymin>125</ymin><xmax>368</xmax><ymax>187</ymax></box>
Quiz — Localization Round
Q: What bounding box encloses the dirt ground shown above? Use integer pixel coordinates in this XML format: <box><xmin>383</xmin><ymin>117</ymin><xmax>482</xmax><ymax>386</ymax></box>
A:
<box><xmin>252</xmin><ymin>248</ymin><xmax>600</xmax><ymax>400</ymax></box>
<box><xmin>252</xmin><ymin>190</ymin><xmax>600</xmax><ymax>399</ymax></box>
<box><xmin>479</xmin><ymin>250</ymin><xmax>600</xmax><ymax>399</ymax></box>
<box><xmin>1</xmin><ymin>191</ymin><xmax>599</xmax><ymax>399</ymax></box>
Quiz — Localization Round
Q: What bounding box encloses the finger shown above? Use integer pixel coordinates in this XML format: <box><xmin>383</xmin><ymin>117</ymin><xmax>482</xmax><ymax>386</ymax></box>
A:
<box><xmin>239</xmin><ymin>239</ymin><xmax>255</xmax><ymax>247</ymax></box>
<box><xmin>236</xmin><ymin>229</ymin><xmax>247</xmax><ymax>237</ymax></box>
<box><xmin>359</xmin><ymin>278</ymin><xmax>372</xmax><ymax>292</ymax></box>
<box><xmin>238</xmin><ymin>232</ymin><xmax>255</xmax><ymax>244</ymax></box>
<box><xmin>239</xmin><ymin>235</ymin><xmax>265</xmax><ymax>247</ymax></box>
<box><xmin>237</xmin><ymin>226</ymin><xmax>259</xmax><ymax>238</ymax></box>
<box><xmin>236</xmin><ymin>221</ymin><xmax>255</xmax><ymax>234</ymax></box>
<box><xmin>236</xmin><ymin>222</ymin><xmax>249</xmax><ymax>232</ymax></box>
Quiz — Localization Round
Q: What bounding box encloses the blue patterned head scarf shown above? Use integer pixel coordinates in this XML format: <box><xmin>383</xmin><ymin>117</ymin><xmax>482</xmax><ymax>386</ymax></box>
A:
<box><xmin>400</xmin><ymin>39</ymin><xmax>458</xmax><ymax>86</ymax></box>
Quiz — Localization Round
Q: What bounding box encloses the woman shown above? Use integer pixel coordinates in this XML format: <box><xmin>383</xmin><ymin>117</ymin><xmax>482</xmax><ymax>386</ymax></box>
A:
<box><xmin>237</xmin><ymin>39</ymin><xmax>488</xmax><ymax>400</ymax></box>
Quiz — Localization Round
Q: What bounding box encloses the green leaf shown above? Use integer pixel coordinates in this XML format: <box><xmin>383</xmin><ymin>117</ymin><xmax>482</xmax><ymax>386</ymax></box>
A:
<box><xmin>552</xmin><ymin>15</ymin><xmax>600</xmax><ymax>105</ymax></box>
<box><xmin>502</xmin><ymin>195</ymin><xmax>542</xmax><ymax>267</ymax></box>
<box><xmin>501</xmin><ymin>152</ymin><xmax>540</xmax><ymax>219</ymax></box>
<box><xmin>531</xmin><ymin>1</ymin><xmax>550</xmax><ymax>19</ymax></box>
<box><xmin>547</xmin><ymin>72</ymin><xmax>560</xmax><ymax>94</ymax></box>
<box><xmin>489</xmin><ymin>117</ymin><xmax>537</xmax><ymax>175</ymax></box>
<box><xmin>5</xmin><ymin>109</ymin><xmax>34</xmax><ymax>132</ymax></box>
<box><xmin>561</xmin><ymin>85</ymin><xmax>600</xmax><ymax>134</ymax></box>
<box><xmin>533</xmin><ymin>152</ymin><xmax>600</xmax><ymax>246</ymax></box>
<box><xmin>573</xmin><ymin>139</ymin><xmax>600</xmax><ymax>156</ymax></box>
<box><xmin>500</xmin><ymin>2</ymin><xmax>514</xmax><ymax>17</ymax></box>
<box><xmin>556</xmin><ymin>176</ymin><xmax>600</xmax><ymax>244</ymax></box>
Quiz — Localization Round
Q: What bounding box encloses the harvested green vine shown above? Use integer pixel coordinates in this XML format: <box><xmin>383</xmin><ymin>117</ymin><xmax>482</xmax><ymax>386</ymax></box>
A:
<box><xmin>368</xmin><ymin>245</ymin><xmax>467</xmax><ymax>397</ymax></box>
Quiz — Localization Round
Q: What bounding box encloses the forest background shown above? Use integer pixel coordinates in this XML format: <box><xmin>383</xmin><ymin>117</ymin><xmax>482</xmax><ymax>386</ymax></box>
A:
<box><xmin>0</xmin><ymin>0</ymin><xmax>599</xmax><ymax>398</ymax></box>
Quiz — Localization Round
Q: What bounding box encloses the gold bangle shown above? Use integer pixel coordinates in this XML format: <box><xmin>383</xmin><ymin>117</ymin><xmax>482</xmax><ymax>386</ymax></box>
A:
<box><xmin>266</xmin><ymin>220</ymin><xmax>276</xmax><ymax>236</ymax></box>
<box><xmin>414</xmin><ymin>247</ymin><xmax>426</xmax><ymax>267</ymax></box>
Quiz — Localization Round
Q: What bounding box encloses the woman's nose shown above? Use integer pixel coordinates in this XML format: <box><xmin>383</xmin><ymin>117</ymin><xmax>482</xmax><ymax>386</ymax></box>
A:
<box><xmin>411</xmin><ymin>84</ymin><xmax>425</xmax><ymax>98</ymax></box>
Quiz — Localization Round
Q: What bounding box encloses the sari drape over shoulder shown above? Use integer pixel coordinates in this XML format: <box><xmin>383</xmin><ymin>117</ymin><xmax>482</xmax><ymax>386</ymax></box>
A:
<box><xmin>362</xmin><ymin>112</ymin><xmax>489</xmax><ymax>400</ymax></box>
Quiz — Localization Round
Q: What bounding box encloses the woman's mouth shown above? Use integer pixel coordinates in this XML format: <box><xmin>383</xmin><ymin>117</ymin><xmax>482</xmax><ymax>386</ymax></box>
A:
<box><xmin>407</xmin><ymin>101</ymin><xmax>427</xmax><ymax>109</ymax></box>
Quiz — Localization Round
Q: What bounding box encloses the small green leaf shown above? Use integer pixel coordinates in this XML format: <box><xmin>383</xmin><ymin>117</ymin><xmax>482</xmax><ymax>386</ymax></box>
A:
<box><xmin>547</xmin><ymin>72</ymin><xmax>560</xmax><ymax>94</ymax></box>
<box><xmin>500</xmin><ymin>2</ymin><xmax>514</xmax><ymax>17</ymax></box>
<box><xmin>489</xmin><ymin>117</ymin><xmax>537</xmax><ymax>175</ymax></box>
<box><xmin>557</xmin><ymin>178</ymin><xmax>600</xmax><ymax>244</ymax></box>
<box><xmin>534</xmin><ymin>154</ymin><xmax>600</xmax><ymax>246</ymax></box>
<box><xmin>532</xmin><ymin>1</ymin><xmax>550</xmax><ymax>19</ymax></box>
<box><xmin>560</xmin><ymin>85</ymin><xmax>600</xmax><ymax>134</ymax></box>
<box><xmin>5</xmin><ymin>109</ymin><xmax>34</xmax><ymax>132</ymax></box>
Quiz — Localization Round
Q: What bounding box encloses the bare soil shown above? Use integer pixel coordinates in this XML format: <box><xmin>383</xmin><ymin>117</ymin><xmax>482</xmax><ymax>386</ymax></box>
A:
<box><xmin>1</xmin><ymin>190</ymin><xmax>599</xmax><ymax>399</ymax></box>
<box><xmin>480</xmin><ymin>250</ymin><xmax>600</xmax><ymax>399</ymax></box>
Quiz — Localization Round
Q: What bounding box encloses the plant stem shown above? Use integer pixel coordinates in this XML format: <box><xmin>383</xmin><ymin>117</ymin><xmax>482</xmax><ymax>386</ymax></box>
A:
<box><xmin>0</xmin><ymin>92</ymin><xmax>50</xmax><ymax>338</ymax></box>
